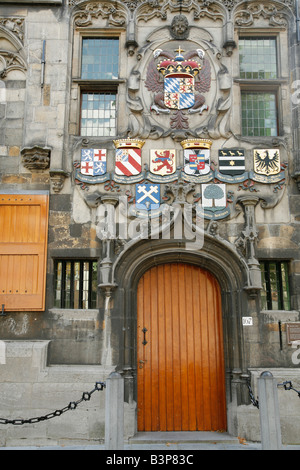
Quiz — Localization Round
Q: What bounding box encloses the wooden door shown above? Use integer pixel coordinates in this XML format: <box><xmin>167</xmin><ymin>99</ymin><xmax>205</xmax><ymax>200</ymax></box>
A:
<box><xmin>0</xmin><ymin>194</ymin><xmax>49</xmax><ymax>311</ymax></box>
<box><xmin>137</xmin><ymin>263</ymin><xmax>226</xmax><ymax>432</ymax></box>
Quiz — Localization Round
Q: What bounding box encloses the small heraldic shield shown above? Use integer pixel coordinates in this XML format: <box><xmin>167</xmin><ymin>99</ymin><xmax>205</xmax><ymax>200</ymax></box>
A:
<box><xmin>115</xmin><ymin>148</ymin><xmax>142</xmax><ymax>176</ymax></box>
<box><xmin>136</xmin><ymin>184</ymin><xmax>160</xmax><ymax>211</ymax></box>
<box><xmin>184</xmin><ymin>149</ymin><xmax>210</xmax><ymax>176</ymax></box>
<box><xmin>218</xmin><ymin>149</ymin><xmax>245</xmax><ymax>176</ymax></box>
<box><xmin>202</xmin><ymin>183</ymin><xmax>226</xmax><ymax>210</ymax></box>
<box><xmin>150</xmin><ymin>149</ymin><xmax>176</xmax><ymax>176</ymax></box>
<box><xmin>254</xmin><ymin>149</ymin><xmax>280</xmax><ymax>176</ymax></box>
<box><xmin>181</xmin><ymin>139</ymin><xmax>212</xmax><ymax>177</ymax></box>
<box><xmin>81</xmin><ymin>149</ymin><xmax>106</xmax><ymax>176</ymax></box>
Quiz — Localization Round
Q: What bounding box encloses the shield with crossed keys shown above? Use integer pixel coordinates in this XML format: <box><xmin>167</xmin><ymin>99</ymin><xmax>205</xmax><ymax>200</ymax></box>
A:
<box><xmin>135</xmin><ymin>184</ymin><xmax>160</xmax><ymax>211</ymax></box>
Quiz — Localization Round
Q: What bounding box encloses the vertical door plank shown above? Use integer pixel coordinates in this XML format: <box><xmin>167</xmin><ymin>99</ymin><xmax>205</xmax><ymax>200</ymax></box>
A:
<box><xmin>170</xmin><ymin>263</ymin><xmax>181</xmax><ymax>431</ymax></box>
<box><xmin>164</xmin><ymin>264</ymin><xmax>174</xmax><ymax>431</ymax></box>
<box><xmin>157</xmin><ymin>264</ymin><xmax>166</xmax><ymax>431</ymax></box>
<box><xmin>178</xmin><ymin>263</ymin><xmax>189</xmax><ymax>431</ymax></box>
<box><xmin>185</xmin><ymin>264</ymin><xmax>197</xmax><ymax>430</ymax></box>
<box><xmin>137</xmin><ymin>276</ymin><xmax>144</xmax><ymax>431</ymax></box>
<box><xmin>143</xmin><ymin>269</ymin><xmax>152</xmax><ymax>431</ymax></box>
<box><xmin>150</xmin><ymin>266</ymin><xmax>159</xmax><ymax>430</ymax></box>
<box><xmin>193</xmin><ymin>266</ymin><xmax>203</xmax><ymax>430</ymax></box>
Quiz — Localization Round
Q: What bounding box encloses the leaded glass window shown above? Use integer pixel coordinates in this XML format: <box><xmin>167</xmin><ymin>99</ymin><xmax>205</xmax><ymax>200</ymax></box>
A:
<box><xmin>260</xmin><ymin>261</ymin><xmax>290</xmax><ymax>311</ymax></box>
<box><xmin>79</xmin><ymin>37</ymin><xmax>119</xmax><ymax>137</ymax></box>
<box><xmin>239</xmin><ymin>37</ymin><xmax>277</xmax><ymax>80</ymax></box>
<box><xmin>81</xmin><ymin>38</ymin><xmax>119</xmax><ymax>80</ymax></box>
<box><xmin>241</xmin><ymin>92</ymin><xmax>278</xmax><ymax>137</ymax></box>
<box><xmin>80</xmin><ymin>92</ymin><xmax>117</xmax><ymax>137</ymax></box>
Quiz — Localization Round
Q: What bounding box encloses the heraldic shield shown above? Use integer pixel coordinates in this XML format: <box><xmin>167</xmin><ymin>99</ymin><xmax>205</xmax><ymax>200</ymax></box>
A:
<box><xmin>218</xmin><ymin>149</ymin><xmax>245</xmax><ymax>177</ymax></box>
<box><xmin>136</xmin><ymin>183</ymin><xmax>160</xmax><ymax>211</ymax></box>
<box><xmin>156</xmin><ymin>47</ymin><xmax>204</xmax><ymax>111</ymax></box>
<box><xmin>164</xmin><ymin>75</ymin><xmax>195</xmax><ymax>110</ymax></box>
<box><xmin>115</xmin><ymin>148</ymin><xmax>142</xmax><ymax>176</ymax></box>
<box><xmin>150</xmin><ymin>149</ymin><xmax>176</xmax><ymax>176</ymax></box>
<box><xmin>184</xmin><ymin>148</ymin><xmax>210</xmax><ymax>176</ymax></box>
<box><xmin>254</xmin><ymin>149</ymin><xmax>280</xmax><ymax>176</ymax></box>
<box><xmin>81</xmin><ymin>149</ymin><xmax>106</xmax><ymax>176</ymax></box>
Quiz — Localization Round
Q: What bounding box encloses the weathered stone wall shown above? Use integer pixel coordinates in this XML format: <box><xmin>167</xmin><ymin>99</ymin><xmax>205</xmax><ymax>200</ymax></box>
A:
<box><xmin>0</xmin><ymin>341</ymin><xmax>112</xmax><ymax>447</ymax></box>
<box><xmin>0</xmin><ymin>0</ymin><xmax>299</xmax><ymax>444</ymax></box>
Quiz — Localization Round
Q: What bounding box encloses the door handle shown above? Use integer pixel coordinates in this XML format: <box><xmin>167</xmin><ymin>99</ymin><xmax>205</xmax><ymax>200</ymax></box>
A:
<box><xmin>142</xmin><ymin>327</ymin><xmax>148</xmax><ymax>346</ymax></box>
<box><xmin>139</xmin><ymin>360</ymin><xmax>147</xmax><ymax>369</ymax></box>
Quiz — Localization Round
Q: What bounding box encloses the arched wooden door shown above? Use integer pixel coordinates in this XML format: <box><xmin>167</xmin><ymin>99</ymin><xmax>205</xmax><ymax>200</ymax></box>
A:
<box><xmin>137</xmin><ymin>263</ymin><xmax>226</xmax><ymax>432</ymax></box>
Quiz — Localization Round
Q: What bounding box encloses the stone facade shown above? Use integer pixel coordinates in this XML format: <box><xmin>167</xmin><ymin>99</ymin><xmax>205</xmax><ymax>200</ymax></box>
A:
<box><xmin>0</xmin><ymin>0</ymin><xmax>300</xmax><ymax>446</ymax></box>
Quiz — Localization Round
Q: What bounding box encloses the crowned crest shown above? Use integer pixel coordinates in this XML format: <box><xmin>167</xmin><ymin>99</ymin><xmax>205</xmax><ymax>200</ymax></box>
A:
<box><xmin>181</xmin><ymin>139</ymin><xmax>212</xmax><ymax>177</ymax></box>
<box><xmin>113</xmin><ymin>139</ymin><xmax>144</xmax><ymax>179</ymax></box>
<box><xmin>156</xmin><ymin>47</ymin><xmax>201</xmax><ymax>110</ymax></box>
<box><xmin>146</xmin><ymin>46</ymin><xmax>211</xmax><ymax>121</ymax></box>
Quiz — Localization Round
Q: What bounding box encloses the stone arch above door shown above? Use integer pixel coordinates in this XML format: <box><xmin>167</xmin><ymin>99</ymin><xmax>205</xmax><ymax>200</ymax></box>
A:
<box><xmin>111</xmin><ymin>235</ymin><xmax>253</xmax><ymax>436</ymax></box>
<box><xmin>114</xmin><ymin>236</ymin><xmax>249</xmax><ymax>372</ymax></box>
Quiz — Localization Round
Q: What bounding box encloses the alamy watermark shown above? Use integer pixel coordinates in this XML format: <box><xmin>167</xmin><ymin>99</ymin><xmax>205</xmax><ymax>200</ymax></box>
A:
<box><xmin>95</xmin><ymin>196</ymin><xmax>205</xmax><ymax>250</ymax></box>
<box><xmin>292</xmin><ymin>80</ymin><xmax>300</xmax><ymax>105</ymax></box>
<box><xmin>291</xmin><ymin>342</ymin><xmax>300</xmax><ymax>365</ymax></box>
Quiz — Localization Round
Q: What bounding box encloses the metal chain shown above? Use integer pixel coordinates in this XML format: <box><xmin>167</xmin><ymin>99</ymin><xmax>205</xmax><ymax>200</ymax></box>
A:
<box><xmin>247</xmin><ymin>379</ymin><xmax>300</xmax><ymax>408</ymax></box>
<box><xmin>0</xmin><ymin>381</ymin><xmax>105</xmax><ymax>426</ymax></box>
<box><xmin>277</xmin><ymin>381</ymin><xmax>300</xmax><ymax>398</ymax></box>
<box><xmin>247</xmin><ymin>379</ymin><xmax>259</xmax><ymax>409</ymax></box>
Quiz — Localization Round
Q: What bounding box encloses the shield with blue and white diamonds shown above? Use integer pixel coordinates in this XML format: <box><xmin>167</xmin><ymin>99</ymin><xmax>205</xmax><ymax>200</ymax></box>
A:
<box><xmin>164</xmin><ymin>75</ymin><xmax>195</xmax><ymax>110</ymax></box>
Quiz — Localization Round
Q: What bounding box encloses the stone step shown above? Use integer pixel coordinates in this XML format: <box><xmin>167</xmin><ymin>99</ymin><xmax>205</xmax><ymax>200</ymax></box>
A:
<box><xmin>128</xmin><ymin>431</ymin><xmax>240</xmax><ymax>445</ymax></box>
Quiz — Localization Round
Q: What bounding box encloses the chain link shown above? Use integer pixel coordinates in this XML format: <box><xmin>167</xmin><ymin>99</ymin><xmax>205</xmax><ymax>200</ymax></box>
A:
<box><xmin>247</xmin><ymin>379</ymin><xmax>300</xmax><ymax>409</ymax></box>
<box><xmin>0</xmin><ymin>381</ymin><xmax>105</xmax><ymax>426</ymax></box>
<box><xmin>277</xmin><ymin>381</ymin><xmax>300</xmax><ymax>398</ymax></box>
<box><xmin>247</xmin><ymin>379</ymin><xmax>259</xmax><ymax>409</ymax></box>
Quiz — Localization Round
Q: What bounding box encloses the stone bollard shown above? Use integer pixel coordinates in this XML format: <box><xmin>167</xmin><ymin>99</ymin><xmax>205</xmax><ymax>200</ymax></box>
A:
<box><xmin>105</xmin><ymin>372</ymin><xmax>124</xmax><ymax>450</ymax></box>
<box><xmin>258</xmin><ymin>371</ymin><xmax>282</xmax><ymax>450</ymax></box>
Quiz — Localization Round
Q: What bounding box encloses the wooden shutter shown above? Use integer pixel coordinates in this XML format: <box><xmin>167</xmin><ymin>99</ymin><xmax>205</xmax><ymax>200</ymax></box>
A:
<box><xmin>0</xmin><ymin>194</ymin><xmax>49</xmax><ymax>311</ymax></box>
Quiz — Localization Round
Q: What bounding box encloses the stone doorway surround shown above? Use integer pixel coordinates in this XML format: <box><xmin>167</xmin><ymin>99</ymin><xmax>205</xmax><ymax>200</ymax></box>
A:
<box><xmin>112</xmin><ymin>233</ymin><xmax>254</xmax><ymax>437</ymax></box>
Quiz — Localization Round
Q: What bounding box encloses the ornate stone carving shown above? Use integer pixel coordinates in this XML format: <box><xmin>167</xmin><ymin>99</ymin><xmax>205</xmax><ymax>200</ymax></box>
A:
<box><xmin>0</xmin><ymin>51</ymin><xmax>26</xmax><ymax>79</ymax></box>
<box><xmin>236</xmin><ymin>196</ymin><xmax>262</xmax><ymax>295</ymax></box>
<box><xmin>73</xmin><ymin>1</ymin><xmax>126</xmax><ymax>27</ymax></box>
<box><xmin>235</xmin><ymin>2</ymin><xmax>289</xmax><ymax>28</ymax></box>
<box><xmin>169</xmin><ymin>14</ymin><xmax>190</xmax><ymax>40</ymax></box>
<box><xmin>0</xmin><ymin>17</ymin><xmax>24</xmax><ymax>43</ymax></box>
<box><xmin>49</xmin><ymin>169</ymin><xmax>69</xmax><ymax>193</ymax></box>
<box><xmin>127</xmin><ymin>35</ymin><xmax>233</xmax><ymax>141</ymax></box>
<box><xmin>21</xmin><ymin>146</ymin><xmax>51</xmax><ymax>172</ymax></box>
<box><xmin>0</xmin><ymin>17</ymin><xmax>26</xmax><ymax>78</ymax></box>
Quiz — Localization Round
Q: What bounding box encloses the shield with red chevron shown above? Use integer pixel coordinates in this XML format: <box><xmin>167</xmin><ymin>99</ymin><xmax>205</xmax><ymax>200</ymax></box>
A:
<box><xmin>115</xmin><ymin>148</ymin><xmax>142</xmax><ymax>176</ymax></box>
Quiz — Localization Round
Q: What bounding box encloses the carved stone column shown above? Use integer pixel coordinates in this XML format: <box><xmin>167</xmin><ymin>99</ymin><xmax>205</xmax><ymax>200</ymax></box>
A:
<box><xmin>236</xmin><ymin>196</ymin><xmax>262</xmax><ymax>295</ymax></box>
<box><xmin>97</xmin><ymin>195</ymin><xmax>119</xmax><ymax>290</ymax></box>
<box><xmin>97</xmin><ymin>195</ymin><xmax>119</xmax><ymax>367</ymax></box>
